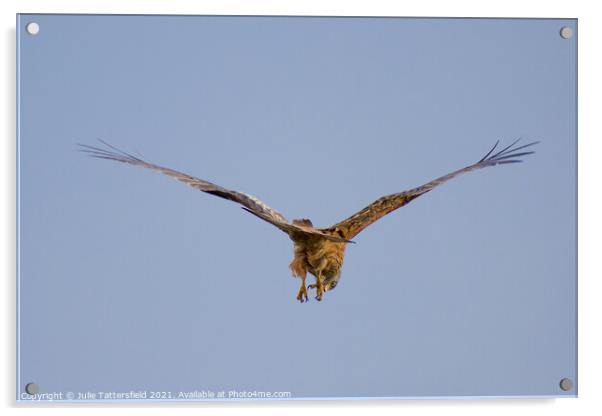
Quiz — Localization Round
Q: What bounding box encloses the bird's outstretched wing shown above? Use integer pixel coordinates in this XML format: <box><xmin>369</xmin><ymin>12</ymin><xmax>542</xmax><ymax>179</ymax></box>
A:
<box><xmin>79</xmin><ymin>140</ymin><xmax>352</xmax><ymax>243</ymax></box>
<box><xmin>321</xmin><ymin>139</ymin><xmax>538</xmax><ymax>240</ymax></box>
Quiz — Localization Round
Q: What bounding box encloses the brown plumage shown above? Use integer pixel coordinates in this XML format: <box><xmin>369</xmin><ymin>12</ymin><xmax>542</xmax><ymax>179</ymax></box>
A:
<box><xmin>79</xmin><ymin>139</ymin><xmax>537</xmax><ymax>303</ymax></box>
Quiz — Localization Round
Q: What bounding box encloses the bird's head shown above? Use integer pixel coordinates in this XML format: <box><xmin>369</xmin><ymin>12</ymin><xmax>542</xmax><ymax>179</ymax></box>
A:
<box><xmin>292</xmin><ymin>218</ymin><xmax>314</xmax><ymax>228</ymax></box>
<box><xmin>323</xmin><ymin>271</ymin><xmax>341</xmax><ymax>292</ymax></box>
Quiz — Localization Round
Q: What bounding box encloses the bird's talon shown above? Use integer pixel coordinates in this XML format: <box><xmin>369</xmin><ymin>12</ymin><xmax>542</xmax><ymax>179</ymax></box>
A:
<box><xmin>307</xmin><ymin>280</ymin><xmax>324</xmax><ymax>301</ymax></box>
<box><xmin>296</xmin><ymin>283</ymin><xmax>309</xmax><ymax>303</ymax></box>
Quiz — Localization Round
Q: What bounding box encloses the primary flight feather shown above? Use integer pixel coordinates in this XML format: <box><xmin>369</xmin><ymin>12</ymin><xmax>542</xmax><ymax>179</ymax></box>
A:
<box><xmin>79</xmin><ymin>139</ymin><xmax>537</xmax><ymax>303</ymax></box>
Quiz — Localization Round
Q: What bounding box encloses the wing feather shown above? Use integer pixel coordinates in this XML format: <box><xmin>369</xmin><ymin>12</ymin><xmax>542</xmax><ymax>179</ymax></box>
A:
<box><xmin>323</xmin><ymin>140</ymin><xmax>538</xmax><ymax>239</ymax></box>
<box><xmin>79</xmin><ymin>140</ymin><xmax>352</xmax><ymax>243</ymax></box>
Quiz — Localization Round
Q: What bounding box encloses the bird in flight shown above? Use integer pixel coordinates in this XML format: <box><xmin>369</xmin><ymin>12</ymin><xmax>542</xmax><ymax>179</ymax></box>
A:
<box><xmin>79</xmin><ymin>139</ymin><xmax>537</xmax><ymax>303</ymax></box>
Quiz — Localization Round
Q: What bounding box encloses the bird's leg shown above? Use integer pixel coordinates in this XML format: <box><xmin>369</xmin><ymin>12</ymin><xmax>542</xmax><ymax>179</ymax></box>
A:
<box><xmin>296</xmin><ymin>273</ymin><xmax>309</xmax><ymax>303</ymax></box>
<box><xmin>290</xmin><ymin>255</ymin><xmax>309</xmax><ymax>303</ymax></box>
<box><xmin>308</xmin><ymin>271</ymin><xmax>325</xmax><ymax>301</ymax></box>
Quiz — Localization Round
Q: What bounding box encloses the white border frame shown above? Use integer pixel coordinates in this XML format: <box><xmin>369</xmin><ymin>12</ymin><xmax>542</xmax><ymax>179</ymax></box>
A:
<box><xmin>3</xmin><ymin>1</ymin><xmax>600</xmax><ymax>416</ymax></box>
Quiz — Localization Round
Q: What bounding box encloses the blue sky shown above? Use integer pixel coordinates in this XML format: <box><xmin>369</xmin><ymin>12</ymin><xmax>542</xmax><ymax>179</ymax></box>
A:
<box><xmin>18</xmin><ymin>15</ymin><xmax>576</xmax><ymax>399</ymax></box>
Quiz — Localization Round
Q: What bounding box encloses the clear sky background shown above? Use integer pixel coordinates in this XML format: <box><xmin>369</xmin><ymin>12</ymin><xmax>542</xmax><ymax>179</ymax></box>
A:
<box><xmin>17</xmin><ymin>15</ymin><xmax>576</xmax><ymax>400</ymax></box>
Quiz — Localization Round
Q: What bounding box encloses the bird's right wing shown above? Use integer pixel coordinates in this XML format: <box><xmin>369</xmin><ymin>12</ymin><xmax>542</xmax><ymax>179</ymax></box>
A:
<box><xmin>322</xmin><ymin>139</ymin><xmax>538</xmax><ymax>240</ymax></box>
<box><xmin>79</xmin><ymin>140</ymin><xmax>352</xmax><ymax>243</ymax></box>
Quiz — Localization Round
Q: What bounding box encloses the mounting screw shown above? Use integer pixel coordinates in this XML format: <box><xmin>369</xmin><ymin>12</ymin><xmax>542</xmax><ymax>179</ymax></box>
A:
<box><xmin>25</xmin><ymin>383</ymin><xmax>39</xmax><ymax>395</ymax></box>
<box><xmin>559</xmin><ymin>26</ymin><xmax>573</xmax><ymax>39</ymax></box>
<box><xmin>26</xmin><ymin>22</ymin><xmax>40</xmax><ymax>35</ymax></box>
<box><xmin>559</xmin><ymin>378</ymin><xmax>573</xmax><ymax>391</ymax></box>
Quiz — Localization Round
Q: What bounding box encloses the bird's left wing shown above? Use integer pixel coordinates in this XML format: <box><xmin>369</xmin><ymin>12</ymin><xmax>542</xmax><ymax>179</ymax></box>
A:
<box><xmin>79</xmin><ymin>140</ymin><xmax>352</xmax><ymax>243</ymax></box>
<box><xmin>322</xmin><ymin>139</ymin><xmax>538</xmax><ymax>240</ymax></box>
